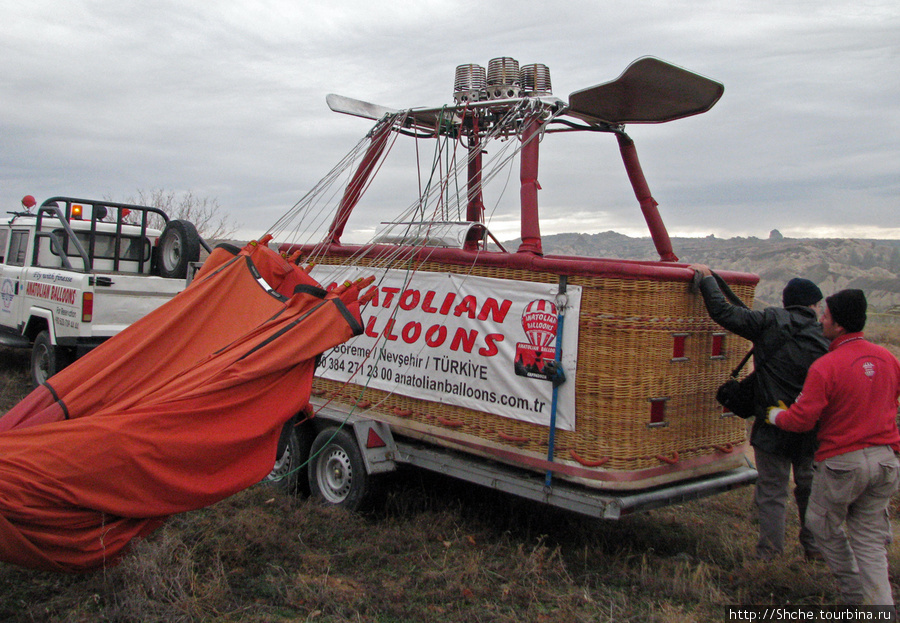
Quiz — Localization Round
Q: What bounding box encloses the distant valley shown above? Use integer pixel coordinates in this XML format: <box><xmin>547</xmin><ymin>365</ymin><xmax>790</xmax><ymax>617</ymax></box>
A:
<box><xmin>503</xmin><ymin>230</ymin><xmax>900</xmax><ymax>311</ymax></box>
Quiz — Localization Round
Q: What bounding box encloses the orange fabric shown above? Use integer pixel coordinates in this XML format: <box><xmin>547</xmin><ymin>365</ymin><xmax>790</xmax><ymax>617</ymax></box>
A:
<box><xmin>0</xmin><ymin>243</ymin><xmax>324</xmax><ymax>431</ymax></box>
<box><xmin>0</xmin><ymin>385</ymin><xmax>61</xmax><ymax>432</ymax></box>
<box><xmin>0</xmin><ymin>242</ymin><xmax>364</xmax><ymax>571</ymax></box>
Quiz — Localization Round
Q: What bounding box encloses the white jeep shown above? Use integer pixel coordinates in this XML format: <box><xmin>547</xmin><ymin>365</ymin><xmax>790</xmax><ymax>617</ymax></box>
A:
<box><xmin>0</xmin><ymin>197</ymin><xmax>205</xmax><ymax>386</ymax></box>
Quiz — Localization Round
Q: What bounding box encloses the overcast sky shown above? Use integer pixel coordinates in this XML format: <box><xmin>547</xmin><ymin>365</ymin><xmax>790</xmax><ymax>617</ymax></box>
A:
<box><xmin>2</xmin><ymin>0</ymin><xmax>898</xmax><ymax>243</ymax></box>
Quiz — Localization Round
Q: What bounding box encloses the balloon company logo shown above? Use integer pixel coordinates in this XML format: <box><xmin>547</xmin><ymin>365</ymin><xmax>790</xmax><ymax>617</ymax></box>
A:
<box><xmin>514</xmin><ymin>299</ymin><xmax>557</xmax><ymax>381</ymax></box>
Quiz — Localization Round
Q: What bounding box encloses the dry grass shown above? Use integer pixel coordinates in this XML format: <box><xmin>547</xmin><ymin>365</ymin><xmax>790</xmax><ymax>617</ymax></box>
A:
<box><xmin>0</xmin><ymin>345</ymin><xmax>30</xmax><ymax>412</ymax></box>
<box><xmin>0</xmin><ymin>476</ymin><xmax>864</xmax><ymax>623</ymax></box>
<box><xmin>867</xmin><ymin>313</ymin><xmax>900</xmax><ymax>359</ymax></box>
<box><xmin>1</xmin><ymin>318</ymin><xmax>900</xmax><ymax>622</ymax></box>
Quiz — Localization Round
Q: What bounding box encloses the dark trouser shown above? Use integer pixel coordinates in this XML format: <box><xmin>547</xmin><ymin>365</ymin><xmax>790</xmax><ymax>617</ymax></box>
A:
<box><xmin>754</xmin><ymin>447</ymin><xmax>816</xmax><ymax>557</ymax></box>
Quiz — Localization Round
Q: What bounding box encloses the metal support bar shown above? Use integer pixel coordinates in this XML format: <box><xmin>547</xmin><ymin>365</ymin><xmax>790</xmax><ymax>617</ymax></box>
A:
<box><xmin>517</xmin><ymin>117</ymin><xmax>543</xmax><ymax>255</ymax></box>
<box><xmin>327</xmin><ymin>121</ymin><xmax>393</xmax><ymax>245</ymax></box>
<box><xmin>464</xmin><ymin>137</ymin><xmax>485</xmax><ymax>251</ymax></box>
<box><xmin>617</xmin><ymin>132</ymin><xmax>678</xmax><ymax>262</ymax></box>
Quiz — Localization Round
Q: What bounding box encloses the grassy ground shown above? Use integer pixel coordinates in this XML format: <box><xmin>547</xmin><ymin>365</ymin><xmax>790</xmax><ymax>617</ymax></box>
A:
<box><xmin>0</xmin><ymin>345</ymin><xmax>29</xmax><ymax>413</ymax></box>
<box><xmin>1</xmin><ymin>316</ymin><xmax>899</xmax><ymax>622</ymax></box>
<box><xmin>0</xmin><ymin>468</ymin><xmax>860</xmax><ymax>623</ymax></box>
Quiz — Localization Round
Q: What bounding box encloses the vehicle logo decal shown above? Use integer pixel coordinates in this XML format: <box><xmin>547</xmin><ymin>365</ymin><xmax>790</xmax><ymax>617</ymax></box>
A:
<box><xmin>1</xmin><ymin>279</ymin><xmax>15</xmax><ymax>310</ymax></box>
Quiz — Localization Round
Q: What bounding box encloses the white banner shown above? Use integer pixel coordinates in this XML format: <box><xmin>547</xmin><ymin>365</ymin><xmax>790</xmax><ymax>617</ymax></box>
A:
<box><xmin>312</xmin><ymin>266</ymin><xmax>581</xmax><ymax>430</ymax></box>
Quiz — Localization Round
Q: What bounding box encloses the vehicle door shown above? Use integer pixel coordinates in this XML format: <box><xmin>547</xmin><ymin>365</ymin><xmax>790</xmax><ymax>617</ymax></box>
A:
<box><xmin>0</xmin><ymin>227</ymin><xmax>32</xmax><ymax>333</ymax></box>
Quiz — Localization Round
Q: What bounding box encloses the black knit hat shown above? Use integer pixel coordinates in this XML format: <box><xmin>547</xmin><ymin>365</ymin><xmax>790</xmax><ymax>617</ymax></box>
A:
<box><xmin>826</xmin><ymin>289</ymin><xmax>867</xmax><ymax>333</ymax></box>
<box><xmin>782</xmin><ymin>278</ymin><xmax>823</xmax><ymax>308</ymax></box>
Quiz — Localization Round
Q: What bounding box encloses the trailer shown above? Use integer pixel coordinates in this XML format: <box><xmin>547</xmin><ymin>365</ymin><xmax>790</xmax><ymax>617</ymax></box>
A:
<box><xmin>271</xmin><ymin>399</ymin><xmax>756</xmax><ymax>517</ymax></box>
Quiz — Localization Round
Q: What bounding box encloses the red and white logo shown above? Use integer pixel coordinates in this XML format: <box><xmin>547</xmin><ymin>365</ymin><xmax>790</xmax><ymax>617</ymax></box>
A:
<box><xmin>514</xmin><ymin>299</ymin><xmax>558</xmax><ymax>381</ymax></box>
<box><xmin>521</xmin><ymin>299</ymin><xmax>557</xmax><ymax>347</ymax></box>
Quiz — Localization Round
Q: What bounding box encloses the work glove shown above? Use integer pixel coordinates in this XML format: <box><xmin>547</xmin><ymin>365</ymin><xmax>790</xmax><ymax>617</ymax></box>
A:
<box><xmin>766</xmin><ymin>400</ymin><xmax>788</xmax><ymax>426</ymax></box>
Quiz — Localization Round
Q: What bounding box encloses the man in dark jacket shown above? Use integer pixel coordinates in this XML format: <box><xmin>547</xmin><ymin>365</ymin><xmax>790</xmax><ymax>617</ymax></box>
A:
<box><xmin>691</xmin><ymin>265</ymin><xmax>829</xmax><ymax>560</ymax></box>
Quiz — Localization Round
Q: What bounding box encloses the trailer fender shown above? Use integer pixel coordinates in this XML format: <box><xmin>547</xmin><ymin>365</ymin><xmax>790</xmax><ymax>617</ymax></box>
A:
<box><xmin>351</xmin><ymin>419</ymin><xmax>397</xmax><ymax>475</ymax></box>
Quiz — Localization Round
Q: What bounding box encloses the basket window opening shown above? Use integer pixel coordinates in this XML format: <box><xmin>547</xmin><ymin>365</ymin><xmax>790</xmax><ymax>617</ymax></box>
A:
<box><xmin>649</xmin><ymin>398</ymin><xmax>668</xmax><ymax>427</ymax></box>
<box><xmin>711</xmin><ymin>333</ymin><xmax>726</xmax><ymax>359</ymax></box>
<box><xmin>672</xmin><ymin>333</ymin><xmax>688</xmax><ymax>362</ymax></box>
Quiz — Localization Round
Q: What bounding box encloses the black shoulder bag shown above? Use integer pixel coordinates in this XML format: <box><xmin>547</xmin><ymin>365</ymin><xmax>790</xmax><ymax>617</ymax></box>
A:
<box><xmin>716</xmin><ymin>348</ymin><xmax>756</xmax><ymax>418</ymax></box>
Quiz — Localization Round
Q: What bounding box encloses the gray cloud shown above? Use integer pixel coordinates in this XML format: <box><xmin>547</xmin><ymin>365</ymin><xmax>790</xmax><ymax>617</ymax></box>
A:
<box><xmin>2</xmin><ymin>1</ymin><xmax>898</xmax><ymax>242</ymax></box>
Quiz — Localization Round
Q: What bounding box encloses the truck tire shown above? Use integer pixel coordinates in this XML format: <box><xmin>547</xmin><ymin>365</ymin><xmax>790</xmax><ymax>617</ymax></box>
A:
<box><xmin>265</xmin><ymin>420</ymin><xmax>313</xmax><ymax>496</ymax></box>
<box><xmin>308</xmin><ymin>427</ymin><xmax>379</xmax><ymax>511</ymax></box>
<box><xmin>158</xmin><ymin>220</ymin><xmax>201</xmax><ymax>279</ymax></box>
<box><xmin>31</xmin><ymin>330</ymin><xmax>73</xmax><ymax>387</ymax></box>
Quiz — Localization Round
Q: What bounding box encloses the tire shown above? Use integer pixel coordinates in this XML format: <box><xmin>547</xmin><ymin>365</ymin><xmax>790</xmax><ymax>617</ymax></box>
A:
<box><xmin>31</xmin><ymin>330</ymin><xmax>73</xmax><ymax>387</ymax></box>
<box><xmin>157</xmin><ymin>220</ymin><xmax>201</xmax><ymax>279</ymax></box>
<box><xmin>265</xmin><ymin>420</ymin><xmax>313</xmax><ymax>496</ymax></box>
<box><xmin>308</xmin><ymin>427</ymin><xmax>379</xmax><ymax>511</ymax></box>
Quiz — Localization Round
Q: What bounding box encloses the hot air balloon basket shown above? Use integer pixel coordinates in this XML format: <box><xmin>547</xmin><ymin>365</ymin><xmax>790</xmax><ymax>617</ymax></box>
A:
<box><xmin>311</xmin><ymin>255</ymin><xmax>753</xmax><ymax>490</ymax></box>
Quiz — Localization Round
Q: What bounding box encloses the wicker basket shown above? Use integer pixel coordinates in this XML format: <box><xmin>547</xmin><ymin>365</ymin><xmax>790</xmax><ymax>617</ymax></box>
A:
<box><xmin>311</xmin><ymin>252</ymin><xmax>754</xmax><ymax>490</ymax></box>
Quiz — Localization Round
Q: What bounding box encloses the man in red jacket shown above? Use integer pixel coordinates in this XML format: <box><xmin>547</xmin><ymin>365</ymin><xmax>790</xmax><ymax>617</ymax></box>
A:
<box><xmin>768</xmin><ymin>289</ymin><xmax>900</xmax><ymax>606</ymax></box>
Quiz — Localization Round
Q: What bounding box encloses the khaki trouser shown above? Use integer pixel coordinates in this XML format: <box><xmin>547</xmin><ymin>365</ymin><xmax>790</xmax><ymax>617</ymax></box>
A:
<box><xmin>806</xmin><ymin>445</ymin><xmax>900</xmax><ymax>606</ymax></box>
<box><xmin>754</xmin><ymin>448</ymin><xmax>816</xmax><ymax>558</ymax></box>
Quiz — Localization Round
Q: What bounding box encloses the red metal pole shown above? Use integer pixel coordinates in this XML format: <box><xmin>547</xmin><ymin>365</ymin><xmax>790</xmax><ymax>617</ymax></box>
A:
<box><xmin>326</xmin><ymin>121</ymin><xmax>392</xmax><ymax>245</ymax></box>
<box><xmin>617</xmin><ymin>132</ymin><xmax>678</xmax><ymax>262</ymax></box>
<box><xmin>517</xmin><ymin>118</ymin><xmax>543</xmax><ymax>255</ymax></box>
<box><xmin>464</xmin><ymin>137</ymin><xmax>485</xmax><ymax>250</ymax></box>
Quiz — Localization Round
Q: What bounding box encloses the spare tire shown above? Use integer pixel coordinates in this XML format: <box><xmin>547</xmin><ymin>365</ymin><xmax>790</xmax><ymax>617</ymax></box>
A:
<box><xmin>158</xmin><ymin>220</ymin><xmax>201</xmax><ymax>279</ymax></box>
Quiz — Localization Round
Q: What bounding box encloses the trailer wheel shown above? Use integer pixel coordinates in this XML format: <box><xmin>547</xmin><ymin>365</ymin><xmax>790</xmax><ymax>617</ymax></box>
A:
<box><xmin>308</xmin><ymin>427</ymin><xmax>378</xmax><ymax>511</ymax></box>
<box><xmin>31</xmin><ymin>330</ymin><xmax>73</xmax><ymax>387</ymax></box>
<box><xmin>158</xmin><ymin>220</ymin><xmax>201</xmax><ymax>279</ymax></box>
<box><xmin>266</xmin><ymin>420</ymin><xmax>313</xmax><ymax>496</ymax></box>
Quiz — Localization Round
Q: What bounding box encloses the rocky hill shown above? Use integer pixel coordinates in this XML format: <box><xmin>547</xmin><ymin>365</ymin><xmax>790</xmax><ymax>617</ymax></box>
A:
<box><xmin>503</xmin><ymin>230</ymin><xmax>900</xmax><ymax>311</ymax></box>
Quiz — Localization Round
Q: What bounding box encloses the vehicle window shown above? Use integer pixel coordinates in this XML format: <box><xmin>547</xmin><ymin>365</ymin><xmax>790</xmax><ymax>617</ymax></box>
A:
<box><xmin>0</xmin><ymin>228</ymin><xmax>7</xmax><ymax>263</ymax></box>
<box><xmin>51</xmin><ymin>229</ymin><xmax>151</xmax><ymax>262</ymax></box>
<box><xmin>7</xmin><ymin>231</ymin><xmax>29</xmax><ymax>267</ymax></box>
